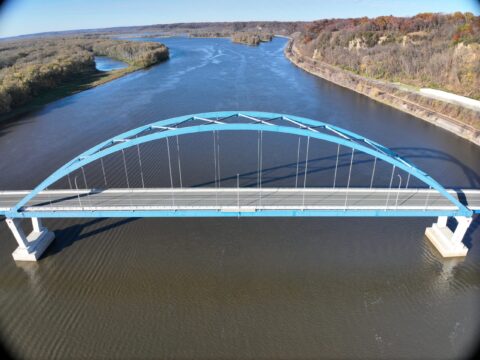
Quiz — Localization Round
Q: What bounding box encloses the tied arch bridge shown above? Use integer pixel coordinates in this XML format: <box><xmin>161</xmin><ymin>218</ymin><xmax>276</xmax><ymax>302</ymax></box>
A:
<box><xmin>0</xmin><ymin>111</ymin><xmax>479</xmax><ymax>261</ymax></box>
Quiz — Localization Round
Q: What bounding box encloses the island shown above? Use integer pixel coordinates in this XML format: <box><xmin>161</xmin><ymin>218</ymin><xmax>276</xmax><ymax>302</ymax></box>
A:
<box><xmin>231</xmin><ymin>32</ymin><xmax>274</xmax><ymax>46</ymax></box>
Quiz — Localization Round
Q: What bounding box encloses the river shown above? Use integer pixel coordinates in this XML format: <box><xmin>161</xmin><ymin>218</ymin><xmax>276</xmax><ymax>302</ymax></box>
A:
<box><xmin>0</xmin><ymin>37</ymin><xmax>479</xmax><ymax>359</ymax></box>
<box><xmin>94</xmin><ymin>56</ymin><xmax>128</xmax><ymax>72</ymax></box>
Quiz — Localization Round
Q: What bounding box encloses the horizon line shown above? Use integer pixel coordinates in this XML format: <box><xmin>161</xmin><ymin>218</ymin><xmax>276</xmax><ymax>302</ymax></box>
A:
<box><xmin>0</xmin><ymin>10</ymin><xmax>471</xmax><ymax>40</ymax></box>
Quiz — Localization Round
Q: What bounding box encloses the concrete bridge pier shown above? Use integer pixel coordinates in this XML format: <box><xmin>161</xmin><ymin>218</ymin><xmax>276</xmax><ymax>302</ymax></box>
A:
<box><xmin>5</xmin><ymin>218</ymin><xmax>55</xmax><ymax>261</ymax></box>
<box><xmin>425</xmin><ymin>216</ymin><xmax>472</xmax><ymax>257</ymax></box>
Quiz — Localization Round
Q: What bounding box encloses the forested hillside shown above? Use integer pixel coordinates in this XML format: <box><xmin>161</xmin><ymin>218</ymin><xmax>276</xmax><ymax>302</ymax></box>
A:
<box><xmin>0</xmin><ymin>37</ymin><xmax>169</xmax><ymax>115</ymax></box>
<box><xmin>294</xmin><ymin>12</ymin><xmax>480</xmax><ymax>99</ymax></box>
<box><xmin>7</xmin><ymin>21</ymin><xmax>305</xmax><ymax>40</ymax></box>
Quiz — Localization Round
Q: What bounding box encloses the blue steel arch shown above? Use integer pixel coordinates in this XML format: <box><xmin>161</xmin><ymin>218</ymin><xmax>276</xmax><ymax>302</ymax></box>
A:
<box><xmin>10</xmin><ymin>111</ymin><xmax>471</xmax><ymax>216</ymax></box>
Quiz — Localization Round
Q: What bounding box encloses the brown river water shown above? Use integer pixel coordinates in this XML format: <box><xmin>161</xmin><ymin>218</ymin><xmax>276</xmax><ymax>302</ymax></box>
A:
<box><xmin>0</xmin><ymin>37</ymin><xmax>479</xmax><ymax>359</ymax></box>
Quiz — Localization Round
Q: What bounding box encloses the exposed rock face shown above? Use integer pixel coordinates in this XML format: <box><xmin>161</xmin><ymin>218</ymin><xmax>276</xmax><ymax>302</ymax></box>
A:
<box><xmin>348</xmin><ymin>38</ymin><xmax>367</xmax><ymax>50</ymax></box>
<box><xmin>231</xmin><ymin>32</ymin><xmax>261</xmax><ymax>45</ymax></box>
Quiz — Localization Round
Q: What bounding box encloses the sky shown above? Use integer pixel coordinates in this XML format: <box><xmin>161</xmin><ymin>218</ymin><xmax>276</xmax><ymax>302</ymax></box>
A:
<box><xmin>0</xmin><ymin>0</ymin><xmax>479</xmax><ymax>38</ymax></box>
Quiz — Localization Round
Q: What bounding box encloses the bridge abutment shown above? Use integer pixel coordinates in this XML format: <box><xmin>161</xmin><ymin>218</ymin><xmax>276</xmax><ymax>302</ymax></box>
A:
<box><xmin>6</xmin><ymin>218</ymin><xmax>55</xmax><ymax>261</ymax></box>
<box><xmin>425</xmin><ymin>216</ymin><xmax>472</xmax><ymax>257</ymax></box>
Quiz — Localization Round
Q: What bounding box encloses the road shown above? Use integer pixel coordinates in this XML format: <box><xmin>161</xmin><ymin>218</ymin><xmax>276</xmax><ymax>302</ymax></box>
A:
<box><xmin>1</xmin><ymin>188</ymin><xmax>479</xmax><ymax>213</ymax></box>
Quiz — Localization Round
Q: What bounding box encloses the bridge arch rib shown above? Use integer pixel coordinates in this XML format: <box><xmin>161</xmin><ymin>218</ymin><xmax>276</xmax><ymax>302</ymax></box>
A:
<box><xmin>11</xmin><ymin>111</ymin><xmax>471</xmax><ymax>216</ymax></box>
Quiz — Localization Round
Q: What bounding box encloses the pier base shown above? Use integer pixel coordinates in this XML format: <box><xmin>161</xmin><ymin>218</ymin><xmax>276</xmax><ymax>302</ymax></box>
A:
<box><xmin>425</xmin><ymin>216</ymin><xmax>471</xmax><ymax>258</ymax></box>
<box><xmin>6</xmin><ymin>218</ymin><xmax>55</xmax><ymax>261</ymax></box>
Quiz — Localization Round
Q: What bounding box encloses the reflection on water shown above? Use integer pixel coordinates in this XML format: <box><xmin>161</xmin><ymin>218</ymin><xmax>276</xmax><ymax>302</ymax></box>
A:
<box><xmin>0</xmin><ymin>37</ymin><xmax>479</xmax><ymax>359</ymax></box>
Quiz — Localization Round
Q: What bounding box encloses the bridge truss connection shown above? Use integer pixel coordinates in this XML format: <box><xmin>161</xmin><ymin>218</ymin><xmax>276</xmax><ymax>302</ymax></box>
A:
<box><xmin>0</xmin><ymin>112</ymin><xmax>478</xmax><ymax>261</ymax></box>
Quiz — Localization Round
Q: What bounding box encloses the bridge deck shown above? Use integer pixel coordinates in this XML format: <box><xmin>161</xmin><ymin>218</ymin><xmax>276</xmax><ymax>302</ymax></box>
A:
<box><xmin>0</xmin><ymin>188</ymin><xmax>479</xmax><ymax>216</ymax></box>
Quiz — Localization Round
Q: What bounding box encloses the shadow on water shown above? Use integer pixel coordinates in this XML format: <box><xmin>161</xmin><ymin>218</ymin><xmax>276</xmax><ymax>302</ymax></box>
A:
<box><xmin>0</xmin><ymin>69</ymin><xmax>120</xmax><ymax>128</ymax></box>
<box><xmin>26</xmin><ymin>94</ymin><xmax>81</xmax><ymax>117</ymax></box>
<box><xmin>0</xmin><ymin>116</ymin><xmax>36</xmax><ymax>140</ymax></box>
<box><xmin>393</xmin><ymin>147</ymin><xmax>480</xmax><ymax>188</ymax></box>
<box><xmin>0</xmin><ymin>90</ymin><xmax>81</xmax><ymax>132</ymax></box>
<box><xmin>191</xmin><ymin>146</ymin><xmax>480</xmax><ymax>189</ymax></box>
<box><xmin>42</xmin><ymin>217</ymin><xmax>139</xmax><ymax>259</ymax></box>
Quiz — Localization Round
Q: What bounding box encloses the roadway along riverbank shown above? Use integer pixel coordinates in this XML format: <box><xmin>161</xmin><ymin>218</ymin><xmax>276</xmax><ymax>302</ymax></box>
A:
<box><xmin>284</xmin><ymin>40</ymin><xmax>480</xmax><ymax>147</ymax></box>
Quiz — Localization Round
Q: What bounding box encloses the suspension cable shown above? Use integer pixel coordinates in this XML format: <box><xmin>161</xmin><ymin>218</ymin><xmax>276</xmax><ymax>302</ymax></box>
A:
<box><xmin>295</xmin><ymin>137</ymin><xmax>301</xmax><ymax>188</ymax></box>
<box><xmin>81</xmin><ymin>166</ymin><xmax>93</xmax><ymax>207</ymax></box>
<box><xmin>395</xmin><ymin>174</ymin><xmax>402</xmax><ymax>210</ymax></box>
<box><xmin>257</xmin><ymin>131</ymin><xmax>261</xmax><ymax>188</ymax></box>
<box><xmin>213</xmin><ymin>131</ymin><xmax>218</xmax><ymax>207</ymax></box>
<box><xmin>333</xmin><ymin>143</ymin><xmax>340</xmax><ymax>189</ymax></box>
<box><xmin>136</xmin><ymin>143</ymin><xmax>145</xmax><ymax>189</ymax></box>
<box><xmin>344</xmin><ymin>148</ymin><xmax>355</xmax><ymax>209</ymax></box>
<box><xmin>302</xmin><ymin>136</ymin><xmax>310</xmax><ymax>209</ymax></box>
<box><xmin>100</xmin><ymin>158</ymin><xmax>108</xmax><ymax>188</ymax></box>
<box><xmin>67</xmin><ymin>174</ymin><xmax>73</xmax><ymax>190</ymax></box>
<box><xmin>259</xmin><ymin>130</ymin><xmax>263</xmax><ymax>206</ymax></box>
<box><xmin>121</xmin><ymin>149</ymin><xmax>132</xmax><ymax>207</ymax></box>
<box><xmin>74</xmin><ymin>176</ymin><xmax>82</xmax><ymax>208</ymax></box>
<box><xmin>385</xmin><ymin>164</ymin><xmax>396</xmax><ymax>209</ymax></box>
<box><xmin>369</xmin><ymin>157</ymin><xmax>377</xmax><ymax>189</ymax></box>
<box><xmin>176</xmin><ymin>136</ymin><xmax>183</xmax><ymax>188</ymax></box>
<box><xmin>217</xmin><ymin>131</ymin><xmax>221</xmax><ymax>188</ymax></box>
<box><xmin>166</xmin><ymin>137</ymin><xmax>174</xmax><ymax>206</ymax></box>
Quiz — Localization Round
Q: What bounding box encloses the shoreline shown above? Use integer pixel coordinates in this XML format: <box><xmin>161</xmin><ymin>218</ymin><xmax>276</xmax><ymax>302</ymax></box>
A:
<box><xmin>0</xmin><ymin>63</ymin><xmax>161</xmax><ymax>124</ymax></box>
<box><xmin>284</xmin><ymin>40</ymin><xmax>480</xmax><ymax>147</ymax></box>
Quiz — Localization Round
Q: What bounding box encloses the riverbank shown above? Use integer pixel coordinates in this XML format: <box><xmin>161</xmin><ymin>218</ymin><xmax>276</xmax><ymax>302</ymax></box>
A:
<box><xmin>0</xmin><ymin>37</ymin><xmax>169</xmax><ymax>121</ymax></box>
<box><xmin>285</xmin><ymin>40</ymin><xmax>480</xmax><ymax>146</ymax></box>
<box><xmin>0</xmin><ymin>65</ymin><xmax>149</xmax><ymax>123</ymax></box>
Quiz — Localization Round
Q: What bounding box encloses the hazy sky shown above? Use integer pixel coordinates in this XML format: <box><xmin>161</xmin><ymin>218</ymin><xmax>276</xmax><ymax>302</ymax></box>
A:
<box><xmin>0</xmin><ymin>0</ymin><xmax>479</xmax><ymax>38</ymax></box>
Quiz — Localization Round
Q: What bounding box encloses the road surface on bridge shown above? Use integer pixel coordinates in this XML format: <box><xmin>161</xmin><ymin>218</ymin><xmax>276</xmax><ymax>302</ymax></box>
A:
<box><xmin>1</xmin><ymin>188</ymin><xmax>479</xmax><ymax>213</ymax></box>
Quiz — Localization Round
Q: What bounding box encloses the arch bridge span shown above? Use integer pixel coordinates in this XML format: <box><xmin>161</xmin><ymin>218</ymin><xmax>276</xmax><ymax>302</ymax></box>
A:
<box><xmin>0</xmin><ymin>112</ymin><xmax>478</xmax><ymax>261</ymax></box>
